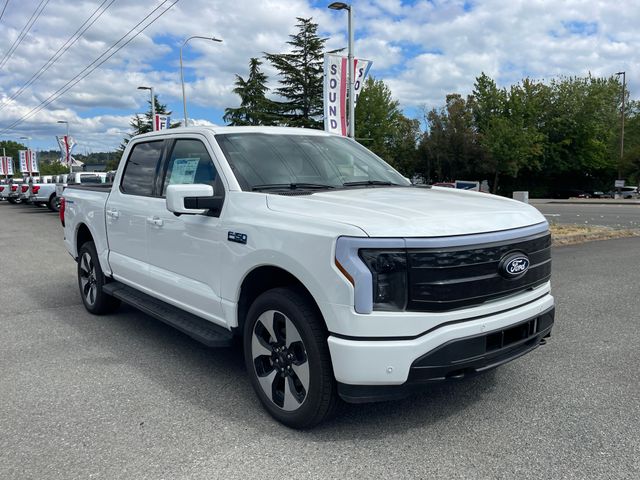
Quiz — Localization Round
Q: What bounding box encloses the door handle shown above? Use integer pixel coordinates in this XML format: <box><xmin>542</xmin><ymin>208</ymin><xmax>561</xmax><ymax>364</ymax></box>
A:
<box><xmin>146</xmin><ymin>216</ymin><xmax>164</xmax><ymax>227</ymax></box>
<box><xmin>106</xmin><ymin>209</ymin><xmax>120</xmax><ymax>219</ymax></box>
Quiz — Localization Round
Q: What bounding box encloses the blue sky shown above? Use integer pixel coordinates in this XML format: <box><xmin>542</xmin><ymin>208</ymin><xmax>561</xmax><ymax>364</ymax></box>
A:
<box><xmin>0</xmin><ymin>0</ymin><xmax>637</xmax><ymax>152</ymax></box>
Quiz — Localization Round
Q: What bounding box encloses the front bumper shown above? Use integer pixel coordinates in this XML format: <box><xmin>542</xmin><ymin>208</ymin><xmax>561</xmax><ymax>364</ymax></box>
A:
<box><xmin>328</xmin><ymin>293</ymin><xmax>554</xmax><ymax>402</ymax></box>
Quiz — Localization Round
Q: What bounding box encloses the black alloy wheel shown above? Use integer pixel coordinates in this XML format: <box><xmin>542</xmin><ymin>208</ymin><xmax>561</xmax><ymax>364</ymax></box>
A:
<box><xmin>77</xmin><ymin>241</ymin><xmax>120</xmax><ymax>314</ymax></box>
<box><xmin>243</xmin><ymin>288</ymin><xmax>337</xmax><ymax>428</ymax></box>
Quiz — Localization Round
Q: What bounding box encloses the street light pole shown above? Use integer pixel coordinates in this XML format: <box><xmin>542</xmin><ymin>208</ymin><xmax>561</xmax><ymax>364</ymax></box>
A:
<box><xmin>328</xmin><ymin>2</ymin><xmax>355</xmax><ymax>138</ymax></box>
<box><xmin>347</xmin><ymin>6</ymin><xmax>355</xmax><ymax>139</ymax></box>
<box><xmin>137</xmin><ymin>86</ymin><xmax>155</xmax><ymax>130</ymax></box>
<box><xmin>180</xmin><ymin>35</ymin><xmax>222</xmax><ymax>127</ymax></box>
<box><xmin>57</xmin><ymin>120</ymin><xmax>71</xmax><ymax>173</ymax></box>
<box><xmin>615</xmin><ymin>71</ymin><xmax>626</xmax><ymax>181</ymax></box>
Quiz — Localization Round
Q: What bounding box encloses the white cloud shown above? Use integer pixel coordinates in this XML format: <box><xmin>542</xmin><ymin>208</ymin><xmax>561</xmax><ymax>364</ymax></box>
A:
<box><xmin>0</xmin><ymin>0</ymin><xmax>638</xmax><ymax>153</ymax></box>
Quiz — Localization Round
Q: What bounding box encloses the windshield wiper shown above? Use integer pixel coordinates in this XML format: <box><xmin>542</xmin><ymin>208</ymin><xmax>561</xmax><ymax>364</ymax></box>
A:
<box><xmin>342</xmin><ymin>180</ymin><xmax>400</xmax><ymax>187</ymax></box>
<box><xmin>251</xmin><ymin>183</ymin><xmax>335</xmax><ymax>191</ymax></box>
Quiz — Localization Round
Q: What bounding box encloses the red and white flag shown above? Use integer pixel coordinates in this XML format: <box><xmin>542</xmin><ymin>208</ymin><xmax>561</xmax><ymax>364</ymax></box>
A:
<box><xmin>19</xmin><ymin>150</ymin><xmax>38</xmax><ymax>174</ymax></box>
<box><xmin>0</xmin><ymin>156</ymin><xmax>13</xmax><ymax>175</ymax></box>
<box><xmin>323</xmin><ymin>53</ymin><xmax>372</xmax><ymax>136</ymax></box>
<box><xmin>56</xmin><ymin>135</ymin><xmax>77</xmax><ymax>166</ymax></box>
<box><xmin>154</xmin><ymin>114</ymin><xmax>171</xmax><ymax>131</ymax></box>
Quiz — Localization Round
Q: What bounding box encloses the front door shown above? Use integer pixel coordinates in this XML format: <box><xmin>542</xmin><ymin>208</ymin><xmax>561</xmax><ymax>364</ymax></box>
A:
<box><xmin>145</xmin><ymin>137</ymin><xmax>226</xmax><ymax>327</ymax></box>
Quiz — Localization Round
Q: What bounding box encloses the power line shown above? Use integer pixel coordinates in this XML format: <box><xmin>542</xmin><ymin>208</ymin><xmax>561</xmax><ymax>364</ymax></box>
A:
<box><xmin>0</xmin><ymin>0</ymin><xmax>10</xmax><ymax>22</ymax></box>
<box><xmin>0</xmin><ymin>0</ymin><xmax>180</xmax><ymax>135</ymax></box>
<box><xmin>0</xmin><ymin>0</ymin><xmax>51</xmax><ymax>69</ymax></box>
<box><xmin>0</xmin><ymin>0</ymin><xmax>116</xmax><ymax>112</ymax></box>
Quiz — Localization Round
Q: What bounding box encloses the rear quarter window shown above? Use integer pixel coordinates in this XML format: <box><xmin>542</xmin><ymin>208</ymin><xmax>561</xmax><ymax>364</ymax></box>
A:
<box><xmin>120</xmin><ymin>141</ymin><xmax>164</xmax><ymax>196</ymax></box>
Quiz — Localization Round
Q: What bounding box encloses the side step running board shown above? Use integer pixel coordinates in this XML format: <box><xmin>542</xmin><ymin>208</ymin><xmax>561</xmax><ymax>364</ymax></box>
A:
<box><xmin>103</xmin><ymin>282</ymin><xmax>234</xmax><ymax>347</ymax></box>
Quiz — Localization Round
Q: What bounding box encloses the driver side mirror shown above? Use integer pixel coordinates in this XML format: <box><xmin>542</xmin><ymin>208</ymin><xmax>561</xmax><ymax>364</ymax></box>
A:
<box><xmin>166</xmin><ymin>184</ymin><xmax>214</xmax><ymax>215</ymax></box>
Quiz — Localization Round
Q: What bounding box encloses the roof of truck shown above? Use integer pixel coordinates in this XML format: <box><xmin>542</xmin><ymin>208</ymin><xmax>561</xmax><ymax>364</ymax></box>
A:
<box><xmin>132</xmin><ymin>125</ymin><xmax>335</xmax><ymax>141</ymax></box>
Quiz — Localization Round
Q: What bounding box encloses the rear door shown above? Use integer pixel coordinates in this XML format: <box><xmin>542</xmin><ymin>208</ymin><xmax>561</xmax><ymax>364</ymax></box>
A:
<box><xmin>144</xmin><ymin>136</ymin><xmax>227</xmax><ymax>326</ymax></box>
<box><xmin>106</xmin><ymin>139</ymin><xmax>164</xmax><ymax>289</ymax></box>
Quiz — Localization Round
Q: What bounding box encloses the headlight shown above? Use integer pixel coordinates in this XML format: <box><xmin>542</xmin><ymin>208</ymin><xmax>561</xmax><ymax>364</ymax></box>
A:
<box><xmin>359</xmin><ymin>250</ymin><xmax>408</xmax><ymax>311</ymax></box>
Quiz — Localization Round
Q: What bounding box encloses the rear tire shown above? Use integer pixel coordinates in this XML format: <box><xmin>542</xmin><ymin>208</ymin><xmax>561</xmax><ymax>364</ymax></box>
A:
<box><xmin>7</xmin><ymin>198</ymin><xmax>19</xmax><ymax>204</ymax></box>
<box><xmin>243</xmin><ymin>287</ymin><xmax>338</xmax><ymax>429</ymax></box>
<box><xmin>77</xmin><ymin>241</ymin><xmax>120</xmax><ymax>314</ymax></box>
<box><xmin>47</xmin><ymin>194</ymin><xmax>58</xmax><ymax>212</ymax></box>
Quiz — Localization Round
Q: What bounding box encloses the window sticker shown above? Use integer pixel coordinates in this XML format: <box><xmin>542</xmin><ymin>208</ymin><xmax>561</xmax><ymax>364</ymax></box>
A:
<box><xmin>170</xmin><ymin>158</ymin><xmax>200</xmax><ymax>184</ymax></box>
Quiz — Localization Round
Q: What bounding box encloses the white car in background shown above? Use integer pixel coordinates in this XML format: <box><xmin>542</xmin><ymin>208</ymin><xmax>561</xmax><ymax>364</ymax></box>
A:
<box><xmin>28</xmin><ymin>175</ymin><xmax>59</xmax><ymax>210</ymax></box>
<box><xmin>6</xmin><ymin>178</ymin><xmax>25</xmax><ymax>204</ymax></box>
<box><xmin>56</xmin><ymin>172</ymin><xmax>107</xmax><ymax>206</ymax></box>
<box><xmin>18</xmin><ymin>176</ymin><xmax>40</xmax><ymax>203</ymax></box>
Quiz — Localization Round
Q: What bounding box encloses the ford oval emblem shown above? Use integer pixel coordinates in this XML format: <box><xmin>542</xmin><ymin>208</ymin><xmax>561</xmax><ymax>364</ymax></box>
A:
<box><xmin>499</xmin><ymin>253</ymin><xmax>530</xmax><ymax>278</ymax></box>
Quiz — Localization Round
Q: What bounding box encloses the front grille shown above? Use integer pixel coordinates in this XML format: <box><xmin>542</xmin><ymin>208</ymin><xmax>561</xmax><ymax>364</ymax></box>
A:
<box><xmin>407</xmin><ymin>232</ymin><xmax>551</xmax><ymax>312</ymax></box>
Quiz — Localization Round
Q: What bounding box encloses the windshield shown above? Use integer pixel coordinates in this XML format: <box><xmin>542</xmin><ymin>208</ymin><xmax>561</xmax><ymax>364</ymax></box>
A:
<box><xmin>215</xmin><ymin>133</ymin><xmax>409</xmax><ymax>191</ymax></box>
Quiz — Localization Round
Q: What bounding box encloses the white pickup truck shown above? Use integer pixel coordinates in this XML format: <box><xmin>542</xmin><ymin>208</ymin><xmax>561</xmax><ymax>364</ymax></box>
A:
<box><xmin>27</xmin><ymin>175</ymin><xmax>58</xmax><ymax>210</ymax></box>
<box><xmin>53</xmin><ymin>172</ymin><xmax>107</xmax><ymax>211</ymax></box>
<box><xmin>4</xmin><ymin>178</ymin><xmax>24</xmax><ymax>203</ymax></box>
<box><xmin>62</xmin><ymin>126</ymin><xmax>554</xmax><ymax>428</ymax></box>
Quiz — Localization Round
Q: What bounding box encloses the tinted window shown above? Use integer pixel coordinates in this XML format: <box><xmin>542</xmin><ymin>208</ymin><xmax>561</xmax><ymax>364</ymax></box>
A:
<box><xmin>79</xmin><ymin>175</ymin><xmax>102</xmax><ymax>184</ymax></box>
<box><xmin>121</xmin><ymin>141</ymin><xmax>163</xmax><ymax>195</ymax></box>
<box><xmin>215</xmin><ymin>133</ymin><xmax>408</xmax><ymax>191</ymax></box>
<box><xmin>162</xmin><ymin>139</ymin><xmax>218</xmax><ymax>195</ymax></box>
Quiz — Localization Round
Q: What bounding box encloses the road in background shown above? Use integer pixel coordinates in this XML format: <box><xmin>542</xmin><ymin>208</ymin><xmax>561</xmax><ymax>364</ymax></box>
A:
<box><xmin>532</xmin><ymin>202</ymin><xmax>640</xmax><ymax>229</ymax></box>
<box><xmin>1</xmin><ymin>202</ymin><xmax>639</xmax><ymax>480</ymax></box>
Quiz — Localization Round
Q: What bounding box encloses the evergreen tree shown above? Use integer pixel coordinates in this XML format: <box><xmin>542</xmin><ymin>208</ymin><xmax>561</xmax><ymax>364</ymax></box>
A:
<box><xmin>264</xmin><ymin>17</ymin><xmax>328</xmax><ymax>129</ymax></box>
<box><xmin>118</xmin><ymin>95</ymin><xmax>179</xmax><ymax>153</ymax></box>
<box><xmin>223</xmin><ymin>58</ymin><xmax>276</xmax><ymax>126</ymax></box>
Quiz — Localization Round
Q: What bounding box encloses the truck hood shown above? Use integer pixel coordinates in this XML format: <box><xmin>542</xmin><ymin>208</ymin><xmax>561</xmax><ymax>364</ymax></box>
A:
<box><xmin>265</xmin><ymin>186</ymin><xmax>547</xmax><ymax>237</ymax></box>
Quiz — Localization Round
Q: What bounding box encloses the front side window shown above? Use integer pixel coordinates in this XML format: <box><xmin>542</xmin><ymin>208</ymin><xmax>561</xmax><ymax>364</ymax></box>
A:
<box><xmin>215</xmin><ymin>133</ymin><xmax>409</xmax><ymax>191</ymax></box>
<box><xmin>162</xmin><ymin>139</ymin><xmax>218</xmax><ymax>195</ymax></box>
<box><xmin>120</xmin><ymin>141</ymin><xmax>163</xmax><ymax>196</ymax></box>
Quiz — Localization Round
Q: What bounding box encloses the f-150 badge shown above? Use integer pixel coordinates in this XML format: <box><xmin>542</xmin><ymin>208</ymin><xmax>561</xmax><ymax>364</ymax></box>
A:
<box><xmin>228</xmin><ymin>231</ymin><xmax>247</xmax><ymax>245</ymax></box>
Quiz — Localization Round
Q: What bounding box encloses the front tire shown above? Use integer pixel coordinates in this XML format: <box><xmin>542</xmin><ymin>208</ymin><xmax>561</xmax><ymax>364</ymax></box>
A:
<box><xmin>243</xmin><ymin>288</ymin><xmax>337</xmax><ymax>429</ymax></box>
<box><xmin>77</xmin><ymin>241</ymin><xmax>120</xmax><ymax>314</ymax></box>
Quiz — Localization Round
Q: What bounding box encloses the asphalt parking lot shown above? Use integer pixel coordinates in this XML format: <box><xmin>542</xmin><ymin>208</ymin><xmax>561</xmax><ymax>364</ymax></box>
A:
<box><xmin>1</xmin><ymin>201</ymin><xmax>639</xmax><ymax>480</ymax></box>
<box><xmin>532</xmin><ymin>202</ymin><xmax>640</xmax><ymax>229</ymax></box>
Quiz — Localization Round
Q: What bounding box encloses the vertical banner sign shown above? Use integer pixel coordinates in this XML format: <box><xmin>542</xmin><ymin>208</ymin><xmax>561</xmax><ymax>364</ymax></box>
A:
<box><xmin>1</xmin><ymin>156</ymin><xmax>14</xmax><ymax>175</ymax></box>
<box><xmin>19</xmin><ymin>150</ymin><xmax>28</xmax><ymax>173</ymax></box>
<box><xmin>56</xmin><ymin>136</ymin><xmax>77</xmax><ymax>165</ymax></box>
<box><xmin>30</xmin><ymin>150</ymin><xmax>39</xmax><ymax>173</ymax></box>
<box><xmin>154</xmin><ymin>114</ymin><xmax>170</xmax><ymax>131</ymax></box>
<box><xmin>323</xmin><ymin>53</ymin><xmax>372</xmax><ymax>136</ymax></box>
<box><xmin>19</xmin><ymin>150</ymin><xmax>38</xmax><ymax>174</ymax></box>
